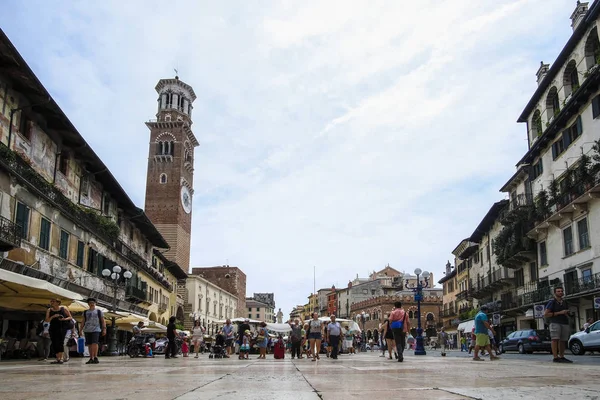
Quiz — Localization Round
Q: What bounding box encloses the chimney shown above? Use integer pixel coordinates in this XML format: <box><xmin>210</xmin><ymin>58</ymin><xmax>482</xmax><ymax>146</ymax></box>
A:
<box><xmin>536</xmin><ymin>61</ymin><xmax>550</xmax><ymax>85</ymax></box>
<box><xmin>571</xmin><ymin>1</ymin><xmax>589</xmax><ymax>31</ymax></box>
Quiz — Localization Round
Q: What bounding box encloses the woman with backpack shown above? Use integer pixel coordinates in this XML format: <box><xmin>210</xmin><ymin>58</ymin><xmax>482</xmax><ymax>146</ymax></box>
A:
<box><xmin>45</xmin><ymin>298</ymin><xmax>73</xmax><ymax>364</ymax></box>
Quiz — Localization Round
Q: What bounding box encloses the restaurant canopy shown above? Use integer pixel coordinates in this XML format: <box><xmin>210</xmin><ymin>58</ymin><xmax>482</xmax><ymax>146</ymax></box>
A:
<box><xmin>0</xmin><ymin>268</ymin><xmax>83</xmax><ymax>311</ymax></box>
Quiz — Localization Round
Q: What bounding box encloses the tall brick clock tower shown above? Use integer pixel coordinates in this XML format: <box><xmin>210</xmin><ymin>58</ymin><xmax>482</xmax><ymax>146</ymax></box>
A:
<box><xmin>144</xmin><ymin>76</ymin><xmax>198</xmax><ymax>271</ymax></box>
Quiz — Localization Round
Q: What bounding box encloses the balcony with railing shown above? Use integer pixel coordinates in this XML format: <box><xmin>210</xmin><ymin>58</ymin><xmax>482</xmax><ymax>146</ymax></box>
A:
<box><xmin>514</xmin><ymin>282</ymin><xmax>552</xmax><ymax>308</ymax></box>
<box><xmin>0</xmin><ymin>215</ymin><xmax>22</xmax><ymax>251</ymax></box>
<box><xmin>456</xmin><ymin>289</ymin><xmax>472</xmax><ymax>301</ymax></box>
<box><xmin>565</xmin><ymin>272</ymin><xmax>600</xmax><ymax>298</ymax></box>
<box><xmin>126</xmin><ymin>285</ymin><xmax>148</xmax><ymax>303</ymax></box>
<box><xmin>440</xmin><ymin>309</ymin><xmax>456</xmax><ymax>318</ymax></box>
<box><xmin>471</xmin><ymin>268</ymin><xmax>515</xmax><ymax>299</ymax></box>
<box><xmin>158</xmin><ymin>302</ymin><xmax>168</xmax><ymax>314</ymax></box>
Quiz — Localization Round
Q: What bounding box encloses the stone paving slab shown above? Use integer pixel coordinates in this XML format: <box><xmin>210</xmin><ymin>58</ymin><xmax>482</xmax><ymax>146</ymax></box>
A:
<box><xmin>0</xmin><ymin>352</ymin><xmax>598</xmax><ymax>400</ymax></box>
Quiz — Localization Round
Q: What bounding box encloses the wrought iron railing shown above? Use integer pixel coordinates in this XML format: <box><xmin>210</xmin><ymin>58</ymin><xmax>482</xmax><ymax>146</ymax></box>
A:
<box><xmin>0</xmin><ymin>215</ymin><xmax>21</xmax><ymax>249</ymax></box>
<box><xmin>126</xmin><ymin>285</ymin><xmax>148</xmax><ymax>302</ymax></box>
<box><xmin>565</xmin><ymin>272</ymin><xmax>600</xmax><ymax>297</ymax></box>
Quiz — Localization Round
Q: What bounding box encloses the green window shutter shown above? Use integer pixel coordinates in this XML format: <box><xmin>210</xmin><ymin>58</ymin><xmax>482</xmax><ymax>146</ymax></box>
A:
<box><xmin>39</xmin><ymin>218</ymin><xmax>50</xmax><ymax>250</ymax></box>
<box><xmin>76</xmin><ymin>241</ymin><xmax>85</xmax><ymax>267</ymax></box>
<box><xmin>15</xmin><ymin>203</ymin><xmax>30</xmax><ymax>238</ymax></box>
<box><xmin>59</xmin><ymin>230</ymin><xmax>69</xmax><ymax>259</ymax></box>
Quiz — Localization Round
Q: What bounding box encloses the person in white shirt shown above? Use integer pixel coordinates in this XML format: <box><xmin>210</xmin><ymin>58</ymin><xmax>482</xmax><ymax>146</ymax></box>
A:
<box><xmin>326</xmin><ymin>315</ymin><xmax>342</xmax><ymax>360</ymax></box>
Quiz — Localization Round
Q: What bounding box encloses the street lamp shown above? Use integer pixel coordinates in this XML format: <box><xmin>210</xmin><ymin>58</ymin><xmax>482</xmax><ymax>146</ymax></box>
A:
<box><xmin>405</xmin><ymin>268</ymin><xmax>430</xmax><ymax>355</ymax></box>
<box><xmin>102</xmin><ymin>265</ymin><xmax>132</xmax><ymax>356</ymax></box>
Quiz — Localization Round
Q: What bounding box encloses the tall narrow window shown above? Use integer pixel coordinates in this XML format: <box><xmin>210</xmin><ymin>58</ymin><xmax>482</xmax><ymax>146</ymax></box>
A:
<box><xmin>539</xmin><ymin>241</ymin><xmax>547</xmax><ymax>265</ymax></box>
<box><xmin>577</xmin><ymin>217</ymin><xmax>590</xmax><ymax>250</ymax></box>
<box><xmin>529</xmin><ymin>262</ymin><xmax>538</xmax><ymax>281</ymax></box>
<box><xmin>15</xmin><ymin>202</ymin><xmax>30</xmax><ymax>239</ymax></box>
<box><xmin>160</xmin><ymin>173</ymin><xmax>167</xmax><ymax>184</ymax></box>
<box><xmin>76</xmin><ymin>240</ymin><xmax>85</xmax><ymax>267</ymax></box>
<box><xmin>563</xmin><ymin>226</ymin><xmax>574</xmax><ymax>256</ymax></box>
<box><xmin>593</xmin><ymin>95</ymin><xmax>600</xmax><ymax>119</ymax></box>
<box><xmin>58</xmin><ymin>152</ymin><xmax>69</xmax><ymax>175</ymax></box>
<box><xmin>19</xmin><ymin>115</ymin><xmax>31</xmax><ymax>140</ymax></box>
<box><xmin>59</xmin><ymin>230</ymin><xmax>69</xmax><ymax>259</ymax></box>
<box><xmin>39</xmin><ymin>218</ymin><xmax>51</xmax><ymax>251</ymax></box>
<box><xmin>87</xmin><ymin>248</ymin><xmax>97</xmax><ymax>274</ymax></box>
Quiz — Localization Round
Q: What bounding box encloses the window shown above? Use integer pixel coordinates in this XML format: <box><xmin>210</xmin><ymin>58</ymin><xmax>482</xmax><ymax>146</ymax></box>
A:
<box><xmin>552</xmin><ymin>138</ymin><xmax>565</xmax><ymax>159</ymax></box>
<box><xmin>159</xmin><ymin>173</ymin><xmax>167</xmax><ymax>184</ymax></box>
<box><xmin>563</xmin><ymin>116</ymin><xmax>582</xmax><ymax>148</ymax></box>
<box><xmin>256</xmin><ymin>313</ymin><xmax>260</xmax><ymax>318</ymax></box>
<box><xmin>59</xmin><ymin>230</ymin><xmax>69</xmax><ymax>259</ymax></box>
<box><xmin>563</xmin><ymin>226</ymin><xmax>574</xmax><ymax>256</ymax></box>
<box><xmin>570</xmin><ymin>66</ymin><xmax>580</xmax><ymax>91</ymax></box>
<box><xmin>532</xmin><ymin>110</ymin><xmax>542</xmax><ymax>137</ymax></box>
<box><xmin>19</xmin><ymin>115</ymin><xmax>31</xmax><ymax>140</ymax></box>
<box><xmin>39</xmin><ymin>218</ymin><xmax>51</xmax><ymax>251</ymax></box>
<box><xmin>87</xmin><ymin>248</ymin><xmax>97</xmax><ymax>274</ymax></box>
<box><xmin>529</xmin><ymin>262</ymin><xmax>538</xmax><ymax>281</ymax></box>
<box><xmin>248</xmin><ymin>314</ymin><xmax>252</xmax><ymax>319</ymax></box>
<box><xmin>515</xmin><ymin>269</ymin><xmax>525</xmax><ymax>287</ymax></box>
<box><xmin>582</xmin><ymin>268</ymin><xmax>592</xmax><ymax>283</ymax></box>
<box><xmin>532</xmin><ymin>159</ymin><xmax>543</xmax><ymax>179</ymax></box>
<box><xmin>76</xmin><ymin>240</ymin><xmax>85</xmax><ymax>267</ymax></box>
<box><xmin>577</xmin><ymin>217</ymin><xmax>590</xmax><ymax>250</ymax></box>
<box><xmin>539</xmin><ymin>241</ymin><xmax>548</xmax><ymax>266</ymax></box>
<box><xmin>256</xmin><ymin>307</ymin><xmax>260</xmax><ymax>312</ymax></box>
<box><xmin>592</xmin><ymin>95</ymin><xmax>600</xmax><ymax>119</ymax></box>
<box><xmin>102</xmin><ymin>194</ymin><xmax>110</xmax><ymax>215</ymax></box>
<box><xmin>15</xmin><ymin>202</ymin><xmax>30</xmax><ymax>239</ymax></box>
<box><xmin>58</xmin><ymin>152</ymin><xmax>69</xmax><ymax>175</ymax></box>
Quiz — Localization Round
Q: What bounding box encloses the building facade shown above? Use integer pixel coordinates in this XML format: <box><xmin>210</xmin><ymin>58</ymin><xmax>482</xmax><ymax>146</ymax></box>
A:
<box><xmin>245</xmin><ymin>298</ymin><xmax>273</xmax><ymax>322</ymax></box>
<box><xmin>0</xmin><ymin>29</ymin><xmax>181</xmax><ymax>330</ymax></box>
<box><xmin>186</xmin><ymin>274</ymin><xmax>237</xmax><ymax>334</ymax></box>
<box><xmin>190</xmin><ymin>266</ymin><xmax>247</xmax><ymax>317</ymax></box>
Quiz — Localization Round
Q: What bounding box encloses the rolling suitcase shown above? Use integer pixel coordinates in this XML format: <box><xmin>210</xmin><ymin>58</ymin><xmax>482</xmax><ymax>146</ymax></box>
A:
<box><xmin>274</xmin><ymin>341</ymin><xmax>285</xmax><ymax>359</ymax></box>
<box><xmin>77</xmin><ymin>337</ymin><xmax>86</xmax><ymax>354</ymax></box>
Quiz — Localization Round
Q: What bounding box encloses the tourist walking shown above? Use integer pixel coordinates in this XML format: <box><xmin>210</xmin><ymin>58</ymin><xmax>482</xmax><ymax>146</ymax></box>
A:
<box><xmin>221</xmin><ymin>319</ymin><xmax>234</xmax><ymax>357</ymax></box>
<box><xmin>257</xmin><ymin>321</ymin><xmax>268</xmax><ymax>359</ymax></box>
<box><xmin>191</xmin><ymin>320</ymin><xmax>205</xmax><ymax>358</ymax></box>
<box><xmin>389</xmin><ymin>301</ymin><xmax>410</xmax><ymax>362</ymax></box>
<box><xmin>81</xmin><ymin>298</ymin><xmax>106</xmax><ymax>364</ymax></box>
<box><xmin>36</xmin><ymin>319</ymin><xmax>51</xmax><ymax>361</ymax></box>
<box><xmin>381</xmin><ymin>319</ymin><xmax>397</xmax><ymax>360</ymax></box>
<box><xmin>46</xmin><ymin>298</ymin><xmax>73</xmax><ymax>365</ymax></box>
<box><xmin>437</xmin><ymin>327</ymin><xmax>448</xmax><ymax>355</ymax></box>
<box><xmin>307</xmin><ymin>312</ymin><xmax>324</xmax><ymax>361</ymax></box>
<box><xmin>326</xmin><ymin>315</ymin><xmax>342</xmax><ymax>359</ymax></box>
<box><xmin>343</xmin><ymin>325</ymin><xmax>355</xmax><ymax>355</ymax></box>
<box><xmin>472</xmin><ymin>305</ymin><xmax>499</xmax><ymax>361</ymax></box>
<box><xmin>289</xmin><ymin>319</ymin><xmax>303</xmax><ymax>359</ymax></box>
<box><xmin>544</xmin><ymin>286</ymin><xmax>573</xmax><ymax>363</ymax></box>
<box><xmin>165</xmin><ymin>316</ymin><xmax>178</xmax><ymax>359</ymax></box>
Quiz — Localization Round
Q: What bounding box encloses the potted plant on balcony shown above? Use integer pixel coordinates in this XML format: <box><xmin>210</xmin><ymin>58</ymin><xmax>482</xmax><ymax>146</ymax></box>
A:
<box><xmin>535</xmin><ymin>189</ymin><xmax>549</xmax><ymax>221</ymax></box>
<box><xmin>591</xmin><ymin>139</ymin><xmax>600</xmax><ymax>183</ymax></box>
<box><xmin>548</xmin><ymin>179</ymin><xmax>559</xmax><ymax>207</ymax></box>
<box><xmin>576</xmin><ymin>153</ymin><xmax>594</xmax><ymax>190</ymax></box>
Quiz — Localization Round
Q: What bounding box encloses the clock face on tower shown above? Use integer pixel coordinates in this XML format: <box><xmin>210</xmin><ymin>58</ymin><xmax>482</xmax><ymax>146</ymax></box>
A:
<box><xmin>180</xmin><ymin>186</ymin><xmax>192</xmax><ymax>214</ymax></box>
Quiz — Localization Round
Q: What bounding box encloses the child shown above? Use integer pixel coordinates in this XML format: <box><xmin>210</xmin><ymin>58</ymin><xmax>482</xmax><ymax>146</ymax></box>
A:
<box><xmin>181</xmin><ymin>336</ymin><xmax>189</xmax><ymax>357</ymax></box>
<box><xmin>240</xmin><ymin>330</ymin><xmax>251</xmax><ymax>359</ymax></box>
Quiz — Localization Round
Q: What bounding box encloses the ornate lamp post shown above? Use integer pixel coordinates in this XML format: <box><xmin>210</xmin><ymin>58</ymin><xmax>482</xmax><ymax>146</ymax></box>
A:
<box><xmin>405</xmin><ymin>268</ymin><xmax>430</xmax><ymax>355</ymax></box>
<box><xmin>101</xmin><ymin>265</ymin><xmax>132</xmax><ymax>356</ymax></box>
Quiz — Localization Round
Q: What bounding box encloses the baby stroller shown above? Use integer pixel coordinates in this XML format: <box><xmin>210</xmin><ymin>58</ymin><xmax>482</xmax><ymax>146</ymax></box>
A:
<box><xmin>209</xmin><ymin>334</ymin><xmax>227</xmax><ymax>359</ymax></box>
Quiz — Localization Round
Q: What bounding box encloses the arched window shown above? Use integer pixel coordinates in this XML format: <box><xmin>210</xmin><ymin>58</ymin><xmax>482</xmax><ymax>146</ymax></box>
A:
<box><xmin>408</xmin><ymin>310</ymin><xmax>414</xmax><ymax>319</ymax></box>
<box><xmin>531</xmin><ymin>109</ymin><xmax>542</xmax><ymax>138</ymax></box>
<box><xmin>159</xmin><ymin>173</ymin><xmax>167</xmax><ymax>184</ymax></box>
<box><xmin>546</xmin><ymin>87</ymin><xmax>560</xmax><ymax>119</ymax></box>
<box><xmin>178</xmin><ymin>95</ymin><xmax>185</xmax><ymax>111</ymax></box>
<box><xmin>584</xmin><ymin>27</ymin><xmax>600</xmax><ymax>70</ymax></box>
<box><xmin>165</xmin><ymin>92</ymin><xmax>173</xmax><ymax>108</ymax></box>
<box><xmin>426</xmin><ymin>312</ymin><xmax>435</xmax><ymax>322</ymax></box>
<box><xmin>563</xmin><ymin>60</ymin><xmax>580</xmax><ymax>97</ymax></box>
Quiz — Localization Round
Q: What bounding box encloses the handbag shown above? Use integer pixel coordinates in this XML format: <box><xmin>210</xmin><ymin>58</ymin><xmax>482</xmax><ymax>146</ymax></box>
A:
<box><xmin>66</xmin><ymin>337</ymin><xmax>76</xmax><ymax>347</ymax></box>
<box><xmin>390</xmin><ymin>311</ymin><xmax>407</xmax><ymax>329</ymax></box>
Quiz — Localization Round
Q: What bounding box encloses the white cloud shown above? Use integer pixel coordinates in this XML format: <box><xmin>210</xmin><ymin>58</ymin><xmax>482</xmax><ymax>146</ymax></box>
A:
<box><xmin>0</xmin><ymin>0</ymin><xmax>575</xmax><ymax>316</ymax></box>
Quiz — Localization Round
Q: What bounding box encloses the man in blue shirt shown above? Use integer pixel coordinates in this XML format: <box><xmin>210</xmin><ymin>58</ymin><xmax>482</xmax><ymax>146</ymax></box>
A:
<box><xmin>472</xmin><ymin>305</ymin><xmax>499</xmax><ymax>361</ymax></box>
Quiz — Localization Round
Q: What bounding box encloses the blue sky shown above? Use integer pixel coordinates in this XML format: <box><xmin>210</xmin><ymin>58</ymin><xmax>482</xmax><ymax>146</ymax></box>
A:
<box><xmin>0</xmin><ymin>0</ymin><xmax>578</xmax><ymax>317</ymax></box>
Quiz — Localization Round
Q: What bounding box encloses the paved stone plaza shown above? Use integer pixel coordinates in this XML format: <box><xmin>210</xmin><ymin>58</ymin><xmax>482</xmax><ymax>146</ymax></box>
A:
<box><xmin>0</xmin><ymin>352</ymin><xmax>599</xmax><ymax>400</ymax></box>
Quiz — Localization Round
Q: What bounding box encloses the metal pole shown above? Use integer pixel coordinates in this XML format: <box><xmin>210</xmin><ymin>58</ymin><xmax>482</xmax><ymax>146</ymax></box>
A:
<box><xmin>414</xmin><ymin>273</ymin><xmax>426</xmax><ymax>355</ymax></box>
<box><xmin>108</xmin><ymin>281</ymin><xmax>118</xmax><ymax>356</ymax></box>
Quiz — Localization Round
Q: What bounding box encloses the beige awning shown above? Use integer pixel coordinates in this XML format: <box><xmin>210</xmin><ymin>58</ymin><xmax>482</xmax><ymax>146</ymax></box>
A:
<box><xmin>0</xmin><ymin>268</ymin><xmax>83</xmax><ymax>310</ymax></box>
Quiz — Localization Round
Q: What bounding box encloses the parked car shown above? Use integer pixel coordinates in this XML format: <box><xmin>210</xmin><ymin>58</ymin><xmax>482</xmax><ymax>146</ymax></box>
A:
<box><xmin>499</xmin><ymin>329</ymin><xmax>551</xmax><ymax>354</ymax></box>
<box><xmin>568</xmin><ymin>320</ymin><xmax>600</xmax><ymax>355</ymax></box>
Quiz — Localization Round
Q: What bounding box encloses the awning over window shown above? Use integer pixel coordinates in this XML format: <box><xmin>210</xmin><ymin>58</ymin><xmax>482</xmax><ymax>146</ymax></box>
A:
<box><xmin>457</xmin><ymin>319</ymin><xmax>475</xmax><ymax>332</ymax></box>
